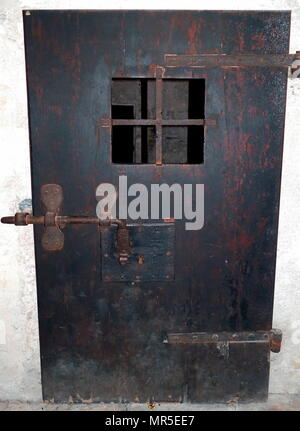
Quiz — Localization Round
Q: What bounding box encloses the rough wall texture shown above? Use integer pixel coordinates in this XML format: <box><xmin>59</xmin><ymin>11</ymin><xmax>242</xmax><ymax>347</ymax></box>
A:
<box><xmin>0</xmin><ymin>0</ymin><xmax>299</xmax><ymax>402</ymax></box>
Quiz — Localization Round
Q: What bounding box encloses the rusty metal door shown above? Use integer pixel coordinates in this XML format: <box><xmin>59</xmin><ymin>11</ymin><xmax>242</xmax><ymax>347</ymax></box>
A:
<box><xmin>19</xmin><ymin>10</ymin><xmax>291</xmax><ymax>402</ymax></box>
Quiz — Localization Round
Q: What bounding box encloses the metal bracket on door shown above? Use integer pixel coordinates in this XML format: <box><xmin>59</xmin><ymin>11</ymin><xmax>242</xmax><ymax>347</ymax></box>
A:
<box><xmin>163</xmin><ymin>329</ymin><xmax>282</xmax><ymax>353</ymax></box>
<box><xmin>1</xmin><ymin>184</ymin><xmax>131</xmax><ymax>264</ymax></box>
<box><xmin>164</xmin><ymin>52</ymin><xmax>300</xmax><ymax>78</ymax></box>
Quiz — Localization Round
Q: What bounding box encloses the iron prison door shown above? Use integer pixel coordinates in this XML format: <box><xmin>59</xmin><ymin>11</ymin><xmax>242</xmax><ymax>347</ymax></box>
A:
<box><xmin>10</xmin><ymin>10</ymin><xmax>292</xmax><ymax>402</ymax></box>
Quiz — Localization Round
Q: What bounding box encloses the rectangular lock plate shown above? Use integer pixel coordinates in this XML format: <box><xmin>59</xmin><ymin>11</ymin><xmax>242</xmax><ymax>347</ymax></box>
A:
<box><xmin>101</xmin><ymin>223</ymin><xmax>175</xmax><ymax>282</ymax></box>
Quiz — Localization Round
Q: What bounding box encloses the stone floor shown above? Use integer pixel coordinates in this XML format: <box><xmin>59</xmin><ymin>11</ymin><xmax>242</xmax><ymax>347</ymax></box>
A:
<box><xmin>0</xmin><ymin>394</ymin><xmax>299</xmax><ymax>411</ymax></box>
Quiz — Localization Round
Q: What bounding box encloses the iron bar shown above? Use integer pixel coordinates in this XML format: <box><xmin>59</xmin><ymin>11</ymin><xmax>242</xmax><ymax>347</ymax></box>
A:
<box><xmin>111</xmin><ymin>119</ymin><xmax>216</xmax><ymax>126</ymax></box>
<box><xmin>155</xmin><ymin>67</ymin><xmax>163</xmax><ymax>165</ymax></box>
<box><xmin>164</xmin><ymin>329</ymin><xmax>282</xmax><ymax>353</ymax></box>
<box><xmin>165</xmin><ymin>53</ymin><xmax>300</xmax><ymax>68</ymax></box>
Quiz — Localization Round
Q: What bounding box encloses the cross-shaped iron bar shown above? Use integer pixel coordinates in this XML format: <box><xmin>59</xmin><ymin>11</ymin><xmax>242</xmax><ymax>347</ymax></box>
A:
<box><xmin>109</xmin><ymin>66</ymin><xmax>217</xmax><ymax>165</ymax></box>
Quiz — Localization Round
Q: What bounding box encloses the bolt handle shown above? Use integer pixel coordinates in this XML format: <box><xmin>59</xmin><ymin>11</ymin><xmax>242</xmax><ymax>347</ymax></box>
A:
<box><xmin>1</xmin><ymin>185</ymin><xmax>131</xmax><ymax>262</ymax></box>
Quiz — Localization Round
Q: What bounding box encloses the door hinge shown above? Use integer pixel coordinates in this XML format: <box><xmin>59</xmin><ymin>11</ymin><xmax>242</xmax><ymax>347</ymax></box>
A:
<box><xmin>163</xmin><ymin>329</ymin><xmax>282</xmax><ymax>353</ymax></box>
<box><xmin>164</xmin><ymin>52</ymin><xmax>300</xmax><ymax>78</ymax></box>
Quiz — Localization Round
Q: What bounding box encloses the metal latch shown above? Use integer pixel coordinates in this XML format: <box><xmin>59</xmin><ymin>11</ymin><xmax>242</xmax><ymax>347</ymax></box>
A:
<box><xmin>163</xmin><ymin>329</ymin><xmax>282</xmax><ymax>353</ymax></box>
<box><xmin>1</xmin><ymin>184</ymin><xmax>131</xmax><ymax>265</ymax></box>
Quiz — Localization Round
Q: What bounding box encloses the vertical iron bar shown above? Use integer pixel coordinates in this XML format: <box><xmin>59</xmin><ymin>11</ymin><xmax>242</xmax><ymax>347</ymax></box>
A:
<box><xmin>134</xmin><ymin>81</ymin><xmax>142</xmax><ymax>163</ymax></box>
<box><xmin>155</xmin><ymin>67</ymin><xmax>164</xmax><ymax>165</ymax></box>
<box><xmin>141</xmin><ymin>79</ymin><xmax>148</xmax><ymax>163</ymax></box>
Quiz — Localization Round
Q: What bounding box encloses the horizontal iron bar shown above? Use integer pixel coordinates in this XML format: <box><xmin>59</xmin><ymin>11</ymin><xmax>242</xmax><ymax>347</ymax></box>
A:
<box><xmin>57</xmin><ymin>216</ymin><xmax>100</xmax><ymax>225</ymax></box>
<box><xmin>164</xmin><ymin>329</ymin><xmax>282</xmax><ymax>353</ymax></box>
<box><xmin>111</xmin><ymin>119</ymin><xmax>216</xmax><ymax>126</ymax></box>
<box><xmin>1</xmin><ymin>213</ymin><xmax>125</xmax><ymax>228</ymax></box>
<box><xmin>1</xmin><ymin>212</ymin><xmax>130</xmax><ymax>258</ymax></box>
<box><xmin>165</xmin><ymin>53</ymin><xmax>300</xmax><ymax>68</ymax></box>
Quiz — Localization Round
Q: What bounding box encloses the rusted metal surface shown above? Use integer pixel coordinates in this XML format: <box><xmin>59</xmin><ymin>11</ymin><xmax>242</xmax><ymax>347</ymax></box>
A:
<box><xmin>40</xmin><ymin>184</ymin><xmax>64</xmax><ymax>250</ymax></box>
<box><xmin>165</xmin><ymin>53</ymin><xmax>300</xmax><ymax>68</ymax></box>
<box><xmin>42</xmin><ymin>225</ymin><xmax>65</xmax><ymax>251</ymax></box>
<box><xmin>155</xmin><ymin>67</ymin><xmax>163</xmax><ymax>165</ymax></box>
<box><xmin>20</xmin><ymin>10</ymin><xmax>290</xmax><ymax>403</ymax></box>
<box><xmin>102</xmin><ymin>223</ymin><xmax>175</xmax><ymax>281</ymax></box>
<box><xmin>115</xmin><ymin>222</ymin><xmax>131</xmax><ymax>265</ymax></box>
<box><xmin>111</xmin><ymin>119</ymin><xmax>215</xmax><ymax>126</ymax></box>
<box><xmin>269</xmin><ymin>328</ymin><xmax>283</xmax><ymax>353</ymax></box>
<box><xmin>41</xmin><ymin>184</ymin><xmax>63</xmax><ymax>212</ymax></box>
<box><xmin>1</xmin><ymin>212</ymin><xmax>130</xmax><ymax>227</ymax></box>
<box><xmin>1</xmin><ymin>212</ymin><xmax>29</xmax><ymax>225</ymax></box>
<box><xmin>165</xmin><ymin>329</ymin><xmax>282</xmax><ymax>353</ymax></box>
<box><xmin>291</xmin><ymin>51</ymin><xmax>300</xmax><ymax>78</ymax></box>
<box><xmin>2</xmin><ymin>185</ymin><xmax>131</xmax><ymax>258</ymax></box>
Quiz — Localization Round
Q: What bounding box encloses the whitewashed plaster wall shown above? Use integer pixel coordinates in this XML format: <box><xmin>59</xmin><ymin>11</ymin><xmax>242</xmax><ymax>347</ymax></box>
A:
<box><xmin>0</xmin><ymin>0</ymin><xmax>299</xmax><ymax>401</ymax></box>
